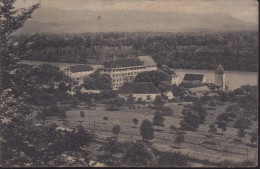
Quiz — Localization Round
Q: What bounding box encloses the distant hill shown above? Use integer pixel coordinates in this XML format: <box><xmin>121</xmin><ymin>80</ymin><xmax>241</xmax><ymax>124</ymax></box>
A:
<box><xmin>16</xmin><ymin>7</ymin><xmax>257</xmax><ymax>34</ymax></box>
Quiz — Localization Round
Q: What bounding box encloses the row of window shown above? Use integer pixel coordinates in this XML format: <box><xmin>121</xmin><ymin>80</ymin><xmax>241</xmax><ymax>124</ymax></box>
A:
<box><xmin>113</xmin><ymin>78</ymin><xmax>125</xmax><ymax>82</ymax></box>
<box><xmin>112</xmin><ymin>72</ymin><xmax>138</xmax><ymax>77</ymax></box>
<box><xmin>113</xmin><ymin>83</ymin><xmax>122</xmax><ymax>87</ymax></box>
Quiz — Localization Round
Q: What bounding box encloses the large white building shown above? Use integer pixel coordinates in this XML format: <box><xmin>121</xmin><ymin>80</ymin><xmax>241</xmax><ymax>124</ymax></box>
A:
<box><xmin>99</xmin><ymin>56</ymin><xmax>157</xmax><ymax>90</ymax></box>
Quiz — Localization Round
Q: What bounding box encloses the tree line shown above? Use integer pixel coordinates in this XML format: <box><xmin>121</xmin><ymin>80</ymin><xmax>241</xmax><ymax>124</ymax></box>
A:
<box><xmin>13</xmin><ymin>31</ymin><xmax>258</xmax><ymax>72</ymax></box>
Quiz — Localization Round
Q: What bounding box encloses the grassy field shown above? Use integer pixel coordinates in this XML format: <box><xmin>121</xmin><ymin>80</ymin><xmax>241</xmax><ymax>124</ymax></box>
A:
<box><xmin>44</xmin><ymin>101</ymin><xmax>257</xmax><ymax>165</ymax></box>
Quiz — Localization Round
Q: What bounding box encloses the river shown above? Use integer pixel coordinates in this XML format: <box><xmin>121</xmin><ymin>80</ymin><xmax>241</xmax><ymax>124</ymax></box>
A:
<box><xmin>174</xmin><ymin>69</ymin><xmax>258</xmax><ymax>90</ymax></box>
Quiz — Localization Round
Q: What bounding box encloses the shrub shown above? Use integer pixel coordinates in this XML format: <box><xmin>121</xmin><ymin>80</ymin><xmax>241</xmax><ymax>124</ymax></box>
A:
<box><xmin>158</xmin><ymin>152</ymin><xmax>188</xmax><ymax>167</ymax></box>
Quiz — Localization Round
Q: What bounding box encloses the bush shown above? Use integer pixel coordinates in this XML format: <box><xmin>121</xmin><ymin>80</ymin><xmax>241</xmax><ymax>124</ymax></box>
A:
<box><xmin>234</xmin><ymin>117</ymin><xmax>252</xmax><ymax>129</ymax></box>
<box><xmin>106</xmin><ymin>104</ymin><xmax>119</xmax><ymax>111</ymax></box>
<box><xmin>161</xmin><ymin>106</ymin><xmax>173</xmax><ymax>116</ymax></box>
<box><xmin>158</xmin><ymin>152</ymin><xmax>188</xmax><ymax>167</ymax></box>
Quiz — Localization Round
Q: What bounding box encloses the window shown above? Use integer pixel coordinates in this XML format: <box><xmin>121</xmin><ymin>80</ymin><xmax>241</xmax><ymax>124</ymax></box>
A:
<box><xmin>104</xmin><ymin>70</ymin><xmax>106</xmax><ymax>72</ymax></box>
<box><xmin>113</xmin><ymin>75</ymin><xmax>115</xmax><ymax>77</ymax></box>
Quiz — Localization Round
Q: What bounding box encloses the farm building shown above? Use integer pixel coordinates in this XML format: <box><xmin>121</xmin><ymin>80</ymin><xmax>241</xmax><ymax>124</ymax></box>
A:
<box><xmin>162</xmin><ymin>90</ymin><xmax>174</xmax><ymax>100</ymax></box>
<box><xmin>188</xmin><ymin>86</ymin><xmax>210</xmax><ymax>97</ymax></box>
<box><xmin>99</xmin><ymin>56</ymin><xmax>157</xmax><ymax>90</ymax></box>
<box><xmin>117</xmin><ymin>82</ymin><xmax>161</xmax><ymax>102</ymax></box>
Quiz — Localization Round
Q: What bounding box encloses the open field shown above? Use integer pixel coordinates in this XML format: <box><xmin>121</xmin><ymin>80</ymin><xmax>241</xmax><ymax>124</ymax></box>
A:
<box><xmin>43</xmin><ymin>101</ymin><xmax>257</xmax><ymax>165</ymax></box>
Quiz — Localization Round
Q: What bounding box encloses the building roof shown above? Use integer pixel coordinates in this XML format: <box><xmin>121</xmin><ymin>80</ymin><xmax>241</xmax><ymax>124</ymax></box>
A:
<box><xmin>138</xmin><ymin>56</ymin><xmax>157</xmax><ymax>67</ymax></box>
<box><xmin>118</xmin><ymin>82</ymin><xmax>160</xmax><ymax>94</ymax></box>
<box><xmin>104</xmin><ymin>58</ymin><xmax>142</xmax><ymax>68</ymax></box>
<box><xmin>215</xmin><ymin>64</ymin><xmax>225</xmax><ymax>74</ymax></box>
<box><xmin>183</xmin><ymin>74</ymin><xmax>205</xmax><ymax>82</ymax></box>
<box><xmin>67</xmin><ymin>65</ymin><xmax>93</xmax><ymax>73</ymax></box>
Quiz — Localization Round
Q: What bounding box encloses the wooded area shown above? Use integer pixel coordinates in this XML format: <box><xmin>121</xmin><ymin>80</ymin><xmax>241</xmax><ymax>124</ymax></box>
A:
<box><xmin>14</xmin><ymin>31</ymin><xmax>258</xmax><ymax>72</ymax></box>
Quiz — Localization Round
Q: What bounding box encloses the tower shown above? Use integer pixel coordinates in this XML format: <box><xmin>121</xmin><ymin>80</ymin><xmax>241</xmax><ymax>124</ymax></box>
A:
<box><xmin>215</xmin><ymin>64</ymin><xmax>225</xmax><ymax>90</ymax></box>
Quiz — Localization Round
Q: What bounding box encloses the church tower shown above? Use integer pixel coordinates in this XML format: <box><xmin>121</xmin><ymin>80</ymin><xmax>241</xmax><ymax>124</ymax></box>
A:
<box><xmin>215</xmin><ymin>64</ymin><xmax>225</xmax><ymax>90</ymax></box>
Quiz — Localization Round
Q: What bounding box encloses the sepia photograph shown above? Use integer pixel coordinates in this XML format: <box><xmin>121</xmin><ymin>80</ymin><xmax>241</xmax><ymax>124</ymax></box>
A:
<box><xmin>0</xmin><ymin>0</ymin><xmax>258</xmax><ymax>167</ymax></box>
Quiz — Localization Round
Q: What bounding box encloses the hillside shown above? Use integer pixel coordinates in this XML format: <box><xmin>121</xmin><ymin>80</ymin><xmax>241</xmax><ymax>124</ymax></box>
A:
<box><xmin>15</xmin><ymin>7</ymin><xmax>257</xmax><ymax>34</ymax></box>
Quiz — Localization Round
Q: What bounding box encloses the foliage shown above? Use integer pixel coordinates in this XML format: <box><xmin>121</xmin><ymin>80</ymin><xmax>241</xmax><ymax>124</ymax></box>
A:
<box><xmin>99</xmin><ymin>136</ymin><xmax>121</xmax><ymax>157</ymax></box>
<box><xmin>21</xmin><ymin>32</ymin><xmax>258</xmax><ymax>72</ymax></box>
<box><xmin>216</xmin><ymin>121</ymin><xmax>227</xmax><ymax>134</ymax></box>
<box><xmin>237</xmin><ymin>129</ymin><xmax>245</xmax><ymax>139</ymax></box>
<box><xmin>112</xmin><ymin>124</ymin><xmax>121</xmax><ymax>136</ymax></box>
<box><xmin>169</xmin><ymin>125</ymin><xmax>177</xmax><ymax>132</ymax></box>
<box><xmin>103</xmin><ymin>116</ymin><xmax>108</xmax><ymax>122</ymax></box>
<box><xmin>208</xmin><ymin>124</ymin><xmax>217</xmax><ymax>135</ymax></box>
<box><xmin>153</xmin><ymin>111</ymin><xmax>164</xmax><ymax>129</ymax></box>
<box><xmin>217</xmin><ymin>112</ymin><xmax>236</xmax><ymax>123</ymax></box>
<box><xmin>58</xmin><ymin>108</ymin><xmax>67</xmax><ymax>120</ymax></box>
<box><xmin>161</xmin><ymin>106</ymin><xmax>173</xmax><ymax>116</ymax></box>
<box><xmin>140</xmin><ymin>119</ymin><xmax>154</xmax><ymax>141</ymax></box>
<box><xmin>250</xmin><ymin>132</ymin><xmax>257</xmax><ymax>143</ymax></box>
<box><xmin>153</xmin><ymin>96</ymin><xmax>165</xmax><ymax>109</ymax></box>
<box><xmin>83</xmin><ymin>71</ymin><xmax>112</xmax><ymax>90</ymax></box>
<box><xmin>158</xmin><ymin>81</ymin><xmax>171</xmax><ymax>93</ymax></box>
<box><xmin>80</xmin><ymin>111</ymin><xmax>85</xmax><ymax>121</ymax></box>
<box><xmin>134</xmin><ymin>70</ymin><xmax>171</xmax><ymax>87</ymax></box>
<box><xmin>158</xmin><ymin>151</ymin><xmax>188</xmax><ymax>166</ymax></box>
<box><xmin>121</xmin><ymin>141</ymin><xmax>154</xmax><ymax>167</ymax></box>
<box><xmin>234</xmin><ymin>117</ymin><xmax>252</xmax><ymax>129</ymax></box>
<box><xmin>174</xmin><ymin>130</ymin><xmax>185</xmax><ymax>148</ymax></box>
<box><xmin>132</xmin><ymin>118</ymin><xmax>138</xmax><ymax>125</ymax></box>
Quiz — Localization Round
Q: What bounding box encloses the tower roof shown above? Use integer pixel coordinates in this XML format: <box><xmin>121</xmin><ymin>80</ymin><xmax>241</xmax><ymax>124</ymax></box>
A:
<box><xmin>215</xmin><ymin>64</ymin><xmax>225</xmax><ymax>74</ymax></box>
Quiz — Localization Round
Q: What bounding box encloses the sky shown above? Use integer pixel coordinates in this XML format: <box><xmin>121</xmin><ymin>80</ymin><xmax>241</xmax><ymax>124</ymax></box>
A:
<box><xmin>15</xmin><ymin>0</ymin><xmax>258</xmax><ymax>23</ymax></box>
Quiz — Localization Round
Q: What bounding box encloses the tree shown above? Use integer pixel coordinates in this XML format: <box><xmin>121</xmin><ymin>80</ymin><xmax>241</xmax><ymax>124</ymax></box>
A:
<box><xmin>0</xmin><ymin>1</ymin><xmax>42</xmax><ymax>166</ymax></box>
<box><xmin>140</xmin><ymin>119</ymin><xmax>154</xmax><ymax>141</ymax></box>
<box><xmin>226</xmin><ymin>105</ymin><xmax>240</xmax><ymax>113</ymax></box>
<box><xmin>162</xmin><ymin>106</ymin><xmax>173</xmax><ymax>116</ymax></box>
<box><xmin>170</xmin><ymin>125</ymin><xmax>177</xmax><ymax>132</ymax></box>
<box><xmin>134</xmin><ymin>70</ymin><xmax>171</xmax><ymax>87</ymax></box>
<box><xmin>128</xmin><ymin>94</ymin><xmax>134</xmax><ymax>104</ymax></box>
<box><xmin>58</xmin><ymin>108</ymin><xmax>67</xmax><ymax>121</ymax></box>
<box><xmin>237</xmin><ymin>129</ymin><xmax>245</xmax><ymax>140</ymax></box>
<box><xmin>99</xmin><ymin>136</ymin><xmax>120</xmax><ymax>157</ymax></box>
<box><xmin>153</xmin><ymin>96</ymin><xmax>165</xmax><ymax>109</ymax></box>
<box><xmin>132</xmin><ymin>118</ymin><xmax>138</xmax><ymax>125</ymax></box>
<box><xmin>103</xmin><ymin>116</ymin><xmax>108</xmax><ymax>124</ymax></box>
<box><xmin>122</xmin><ymin>141</ymin><xmax>153</xmax><ymax>166</ymax></box>
<box><xmin>250</xmin><ymin>132</ymin><xmax>257</xmax><ymax>143</ymax></box>
<box><xmin>153</xmin><ymin>111</ymin><xmax>164</xmax><ymax>129</ymax></box>
<box><xmin>208</xmin><ymin>124</ymin><xmax>217</xmax><ymax>136</ymax></box>
<box><xmin>83</xmin><ymin>74</ymin><xmax>112</xmax><ymax>90</ymax></box>
<box><xmin>234</xmin><ymin>117</ymin><xmax>252</xmax><ymax>129</ymax></box>
<box><xmin>209</xmin><ymin>101</ymin><xmax>216</xmax><ymax>108</ymax></box>
<box><xmin>112</xmin><ymin>124</ymin><xmax>120</xmax><ymax>136</ymax></box>
<box><xmin>216</xmin><ymin>121</ymin><xmax>227</xmax><ymax>135</ymax></box>
<box><xmin>218</xmin><ymin>91</ymin><xmax>229</xmax><ymax>102</ymax></box>
<box><xmin>175</xmin><ymin>130</ymin><xmax>185</xmax><ymax>148</ymax></box>
<box><xmin>35</xmin><ymin>111</ymin><xmax>46</xmax><ymax>125</ymax></box>
<box><xmin>80</xmin><ymin>111</ymin><xmax>85</xmax><ymax>122</ymax></box>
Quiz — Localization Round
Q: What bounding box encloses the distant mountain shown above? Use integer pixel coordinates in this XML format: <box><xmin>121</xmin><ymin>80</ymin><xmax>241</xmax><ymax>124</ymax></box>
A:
<box><xmin>16</xmin><ymin>7</ymin><xmax>257</xmax><ymax>34</ymax></box>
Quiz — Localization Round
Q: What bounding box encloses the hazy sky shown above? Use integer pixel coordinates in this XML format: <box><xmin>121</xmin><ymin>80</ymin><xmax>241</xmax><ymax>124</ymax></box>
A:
<box><xmin>15</xmin><ymin>0</ymin><xmax>258</xmax><ymax>23</ymax></box>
